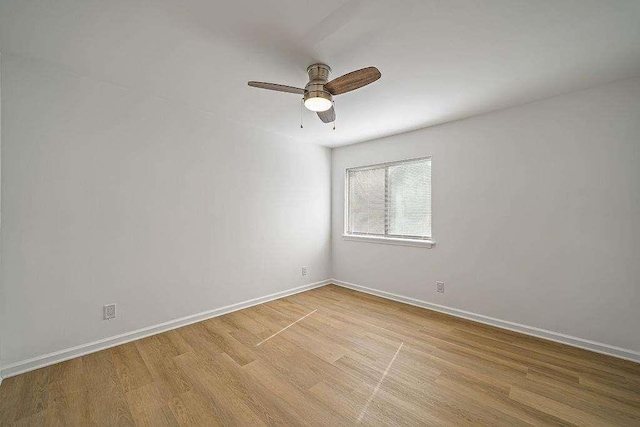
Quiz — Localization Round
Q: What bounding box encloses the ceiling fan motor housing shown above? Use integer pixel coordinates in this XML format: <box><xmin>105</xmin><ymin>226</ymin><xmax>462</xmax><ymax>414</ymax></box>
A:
<box><xmin>304</xmin><ymin>63</ymin><xmax>333</xmax><ymax>105</ymax></box>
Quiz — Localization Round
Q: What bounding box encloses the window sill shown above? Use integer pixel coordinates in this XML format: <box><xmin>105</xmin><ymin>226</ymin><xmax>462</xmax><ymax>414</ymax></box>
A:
<box><xmin>342</xmin><ymin>234</ymin><xmax>435</xmax><ymax>248</ymax></box>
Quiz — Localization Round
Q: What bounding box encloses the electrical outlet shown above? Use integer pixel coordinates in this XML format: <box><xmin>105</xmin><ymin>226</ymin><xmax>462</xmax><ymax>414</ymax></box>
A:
<box><xmin>301</xmin><ymin>266</ymin><xmax>308</xmax><ymax>276</ymax></box>
<box><xmin>436</xmin><ymin>281</ymin><xmax>445</xmax><ymax>293</ymax></box>
<box><xmin>104</xmin><ymin>304</ymin><xmax>116</xmax><ymax>320</ymax></box>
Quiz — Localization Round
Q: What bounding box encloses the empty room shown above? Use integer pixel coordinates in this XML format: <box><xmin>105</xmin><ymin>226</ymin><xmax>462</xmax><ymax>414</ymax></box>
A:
<box><xmin>1</xmin><ymin>1</ymin><xmax>640</xmax><ymax>425</ymax></box>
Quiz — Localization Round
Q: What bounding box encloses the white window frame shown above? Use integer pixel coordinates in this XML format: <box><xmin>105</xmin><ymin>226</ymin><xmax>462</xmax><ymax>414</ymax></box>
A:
<box><xmin>343</xmin><ymin>157</ymin><xmax>434</xmax><ymax>248</ymax></box>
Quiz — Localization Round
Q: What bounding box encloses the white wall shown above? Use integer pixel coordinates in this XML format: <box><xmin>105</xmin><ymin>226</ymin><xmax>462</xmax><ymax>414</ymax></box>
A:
<box><xmin>0</xmin><ymin>54</ymin><xmax>331</xmax><ymax>366</ymax></box>
<box><xmin>2</xmin><ymin>50</ymin><xmax>639</xmax><ymax>370</ymax></box>
<box><xmin>332</xmin><ymin>78</ymin><xmax>640</xmax><ymax>354</ymax></box>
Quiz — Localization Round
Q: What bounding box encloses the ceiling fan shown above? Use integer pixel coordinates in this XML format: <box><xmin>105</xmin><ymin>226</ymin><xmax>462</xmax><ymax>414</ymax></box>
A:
<box><xmin>248</xmin><ymin>64</ymin><xmax>381</xmax><ymax>124</ymax></box>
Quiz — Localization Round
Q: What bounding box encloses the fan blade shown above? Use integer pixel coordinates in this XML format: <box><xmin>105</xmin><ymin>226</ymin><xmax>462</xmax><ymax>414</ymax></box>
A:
<box><xmin>317</xmin><ymin>106</ymin><xmax>336</xmax><ymax>123</ymax></box>
<box><xmin>324</xmin><ymin>67</ymin><xmax>381</xmax><ymax>95</ymax></box>
<box><xmin>248</xmin><ymin>81</ymin><xmax>305</xmax><ymax>95</ymax></box>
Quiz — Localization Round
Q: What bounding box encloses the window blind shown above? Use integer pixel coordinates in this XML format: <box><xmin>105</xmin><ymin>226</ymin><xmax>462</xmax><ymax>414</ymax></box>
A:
<box><xmin>346</xmin><ymin>157</ymin><xmax>431</xmax><ymax>240</ymax></box>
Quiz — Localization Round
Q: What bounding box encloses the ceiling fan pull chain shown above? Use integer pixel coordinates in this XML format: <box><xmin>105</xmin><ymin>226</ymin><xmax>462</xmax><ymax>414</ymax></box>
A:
<box><xmin>300</xmin><ymin>97</ymin><xmax>304</xmax><ymax>128</ymax></box>
<box><xmin>333</xmin><ymin>100</ymin><xmax>336</xmax><ymax>131</ymax></box>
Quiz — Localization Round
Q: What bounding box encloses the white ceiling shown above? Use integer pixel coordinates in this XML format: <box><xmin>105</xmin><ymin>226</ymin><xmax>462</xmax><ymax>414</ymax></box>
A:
<box><xmin>1</xmin><ymin>0</ymin><xmax>640</xmax><ymax>147</ymax></box>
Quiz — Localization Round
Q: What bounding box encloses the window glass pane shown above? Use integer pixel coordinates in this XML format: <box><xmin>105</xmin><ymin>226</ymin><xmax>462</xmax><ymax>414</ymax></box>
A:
<box><xmin>348</xmin><ymin>168</ymin><xmax>386</xmax><ymax>235</ymax></box>
<box><xmin>387</xmin><ymin>159</ymin><xmax>431</xmax><ymax>238</ymax></box>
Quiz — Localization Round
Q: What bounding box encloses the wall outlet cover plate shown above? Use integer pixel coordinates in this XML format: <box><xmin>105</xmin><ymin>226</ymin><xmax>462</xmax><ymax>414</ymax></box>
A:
<box><xmin>104</xmin><ymin>304</ymin><xmax>116</xmax><ymax>320</ymax></box>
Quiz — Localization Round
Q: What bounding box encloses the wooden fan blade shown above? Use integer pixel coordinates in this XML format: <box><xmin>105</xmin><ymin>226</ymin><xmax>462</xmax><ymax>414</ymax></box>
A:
<box><xmin>324</xmin><ymin>67</ymin><xmax>381</xmax><ymax>95</ymax></box>
<box><xmin>317</xmin><ymin>106</ymin><xmax>336</xmax><ymax>123</ymax></box>
<box><xmin>248</xmin><ymin>81</ymin><xmax>305</xmax><ymax>95</ymax></box>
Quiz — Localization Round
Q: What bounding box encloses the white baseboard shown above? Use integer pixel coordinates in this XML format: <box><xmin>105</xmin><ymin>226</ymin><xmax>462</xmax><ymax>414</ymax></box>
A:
<box><xmin>2</xmin><ymin>277</ymin><xmax>637</xmax><ymax>384</ymax></box>
<box><xmin>331</xmin><ymin>279</ymin><xmax>640</xmax><ymax>364</ymax></box>
<box><xmin>0</xmin><ymin>279</ymin><xmax>332</xmax><ymax>381</ymax></box>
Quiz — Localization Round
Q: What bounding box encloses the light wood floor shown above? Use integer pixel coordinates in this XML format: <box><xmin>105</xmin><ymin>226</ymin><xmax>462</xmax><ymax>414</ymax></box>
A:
<box><xmin>1</xmin><ymin>285</ymin><xmax>639</xmax><ymax>426</ymax></box>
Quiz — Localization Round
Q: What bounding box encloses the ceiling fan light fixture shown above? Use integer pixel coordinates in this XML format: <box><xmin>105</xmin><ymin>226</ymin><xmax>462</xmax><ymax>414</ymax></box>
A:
<box><xmin>304</xmin><ymin>96</ymin><xmax>333</xmax><ymax>112</ymax></box>
<box><xmin>304</xmin><ymin>83</ymin><xmax>333</xmax><ymax>112</ymax></box>
<box><xmin>248</xmin><ymin>63</ymin><xmax>380</xmax><ymax>123</ymax></box>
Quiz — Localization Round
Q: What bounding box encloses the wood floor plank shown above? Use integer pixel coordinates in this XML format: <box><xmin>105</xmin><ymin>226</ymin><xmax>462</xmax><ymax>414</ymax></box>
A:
<box><xmin>124</xmin><ymin>382</ymin><xmax>179</xmax><ymax>427</ymax></box>
<box><xmin>167</xmin><ymin>391</ymin><xmax>224</xmax><ymax>427</ymax></box>
<box><xmin>111</xmin><ymin>342</ymin><xmax>154</xmax><ymax>393</ymax></box>
<box><xmin>10</xmin><ymin>370</ymin><xmax>49</xmax><ymax>423</ymax></box>
<box><xmin>1</xmin><ymin>283</ymin><xmax>639</xmax><ymax>426</ymax></box>
<box><xmin>242</xmin><ymin>358</ymin><xmax>350</xmax><ymax>425</ymax></box>
<box><xmin>517</xmin><ymin>375</ymin><xmax>640</xmax><ymax>424</ymax></box>
<box><xmin>435</xmin><ymin>373</ymin><xmax>568</xmax><ymax>426</ymax></box>
<box><xmin>172</xmin><ymin>352</ymin><xmax>267</xmax><ymax>425</ymax></box>
<box><xmin>231</xmin><ymin>328</ymin><xmax>321</xmax><ymax>390</ymax></box>
<box><xmin>200</xmin><ymin>321</ymin><xmax>258</xmax><ymax>366</ymax></box>
<box><xmin>0</xmin><ymin>376</ymin><xmax>33</xmax><ymax>425</ymax></box>
<box><xmin>452</xmin><ymin>328</ymin><xmax>638</xmax><ymax>383</ymax></box>
<box><xmin>579</xmin><ymin>374</ymin><xmax>640</xmax><ymax>406</ymax></box>
<box><xmin>44</xmin><ymin>378</ymin><xmax>86</xmax><ymax>426</ymax></box>
<box><xmin>509</xmin><ymin>386</ymin><xmax>613</xmax><ymax>426</ymax></box>
<box><xmin>134</xmin><ymin>335</ymin><xmax>192</xmax><ymax>400</ymax></box>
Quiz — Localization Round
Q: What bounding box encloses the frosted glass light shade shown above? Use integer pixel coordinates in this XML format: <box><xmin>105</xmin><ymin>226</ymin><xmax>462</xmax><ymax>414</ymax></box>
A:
<box><xmin>304</xmin><ymin>97</ymin><xmax>332</xmax><ymax>112</ymax></box>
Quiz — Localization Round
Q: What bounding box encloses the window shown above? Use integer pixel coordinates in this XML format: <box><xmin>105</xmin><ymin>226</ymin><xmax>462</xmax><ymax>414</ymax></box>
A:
<box><xmin>344</xmin><ymin>157</ymin><xmax>432</xmax><ymax>247</ymax></box>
